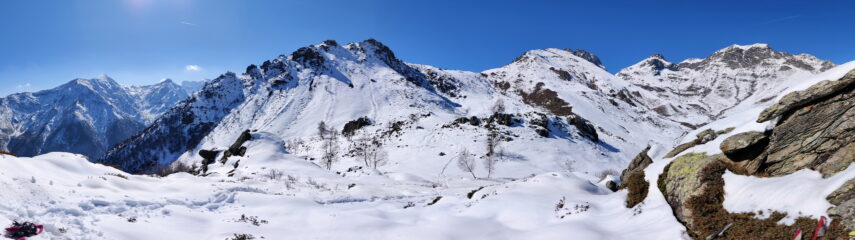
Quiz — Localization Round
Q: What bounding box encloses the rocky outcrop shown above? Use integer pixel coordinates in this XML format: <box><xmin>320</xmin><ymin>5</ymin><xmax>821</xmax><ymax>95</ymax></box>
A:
<box><xmin>827</xmin><ymin>178</ymin><xmax>855</xmax><ymax>237</ymax></box>
<box><xmin>757</xmin><ymin>70</ymin><xmax>855</xmax><ymax>123</ymax></box>
<box><xmin>657</xmin><ymin>152</ymin><xmax>725</xmax><ymax>228</ymax></box>
<box><xmin>620</xmin><ymin>146</ymin><xmax>652</xmax><ymax>188</ymax></box>
<box><xmin>655</xmin><ymin>70</ymin><xmax>855</xmax><ymax>238</ymax></box>
<box><xmin>567</xmin><ymin>113</ymin><xmax>598</xmax><ymax>142</ymax></box>
<box><xmin>228</xmin><ymin>130</ymin><xmax>252</xmax><ymax>157</ymax></box>
<box><xmin>621</xmin><ymin>146</ymin><xmax>653</xmax><ymax>208</ymax></box>
<box><xmin>663</xmin><ymin>129</ymin><xmax>722</xmax><ymax>158</ymax></box>
<box><xmin>759</xmin><ymin>70</ymin><xmax>855</xmax><ymax>176</ymax></box>
<box><xmin>719</xmin><ymin>131</ymin><xmax>767</xmax><ymax>160</ymax></box>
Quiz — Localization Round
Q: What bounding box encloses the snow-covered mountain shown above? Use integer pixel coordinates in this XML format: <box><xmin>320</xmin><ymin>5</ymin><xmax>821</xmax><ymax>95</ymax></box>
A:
<box><xmin>0</xmin><ymin>76</ymin><xmax>192</xmax><ymax>159</ymax></box>
<box><xmin>617</xmin><ymin>44</ymin><xmax>834</xmax><ymax>125</ymax></box>
<box><xmin>1</xmin><ymin>39</ymin><xmax>850</xmax><ymax>240</ymax></box>
<box><xmin>100</xmin><ymin>39</ymin><xmax>687</xmax><ymax>175</ymax></box>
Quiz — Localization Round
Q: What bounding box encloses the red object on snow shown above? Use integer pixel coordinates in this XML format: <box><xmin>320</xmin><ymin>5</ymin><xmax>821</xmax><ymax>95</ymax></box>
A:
<box><xmin>812</xmin><ymin>216</ymin><xmax>827</xmax><ymax>240</ymax></box>
<box><xmin>4</xmin><ymin>222</ymin><xmax>43</xmax><ymax>240</ymax></box>
<box><xmin>793</xmin><ymin>227</ymin><xmax>803</xmax><ymax>240</ymax></box>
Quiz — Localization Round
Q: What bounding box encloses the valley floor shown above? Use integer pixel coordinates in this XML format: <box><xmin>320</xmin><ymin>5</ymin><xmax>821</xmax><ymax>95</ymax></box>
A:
<box><xmin>0</xmin><ymin>142</ymin><xmax>686</xmax><ymax>240</ymax></box>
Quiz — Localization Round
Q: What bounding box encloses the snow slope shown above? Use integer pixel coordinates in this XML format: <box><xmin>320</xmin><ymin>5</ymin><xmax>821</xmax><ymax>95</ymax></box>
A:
<box><xmin>0</xmin><ymin>134</ymin><xmax>685</xmax><ymax>239</ymax></box>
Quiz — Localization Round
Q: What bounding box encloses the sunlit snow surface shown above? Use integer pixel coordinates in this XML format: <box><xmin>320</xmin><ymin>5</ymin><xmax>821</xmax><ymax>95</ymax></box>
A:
<box><xmin>0</xmin><ymin>140</ymin><xmax>685</xmax><ymax>239</ymax></box>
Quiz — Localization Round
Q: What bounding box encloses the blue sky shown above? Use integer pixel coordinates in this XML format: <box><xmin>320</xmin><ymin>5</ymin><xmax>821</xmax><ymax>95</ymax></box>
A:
<box><xmin>1</xmin><ymin>0</ymin><xmax>853</xmax><ymax>97</ymax></box>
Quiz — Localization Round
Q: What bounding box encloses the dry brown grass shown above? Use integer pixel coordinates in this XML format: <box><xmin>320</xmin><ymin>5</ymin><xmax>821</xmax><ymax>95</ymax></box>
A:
<box><xmin>624</xmin><ymin>171</ymin><xmax>648</xmax><ymax>208</ymax></box>
<box><xmin>681</xmin><ymin>160</ymin><xmax>847</xmax><ymax>239</ymax></box>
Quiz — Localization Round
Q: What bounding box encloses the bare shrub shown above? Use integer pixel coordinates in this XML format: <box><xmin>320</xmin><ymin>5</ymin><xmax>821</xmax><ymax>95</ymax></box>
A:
<box><xmin>456</xmin><ymin>148</ymin><xmax>477</xmax><ymax>179</ymax></box>
<box><xmin>155</xmin><ymin>161</ymin><xmax>198</xmax><ymax>177</ymax></box>
<box><xmin>265</xmin><ymin>169</ymin><xmax>284</xmax><ymax>180</ymax></box>
<box><xmin>320</xmin><ymin>130</ymin><xmax>340</xmax><ymax>170</ymax></box>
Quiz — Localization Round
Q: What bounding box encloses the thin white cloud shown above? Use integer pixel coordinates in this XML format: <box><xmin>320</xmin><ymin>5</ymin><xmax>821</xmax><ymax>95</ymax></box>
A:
<box><xmin>185</xmin><ymin>65</ymin><xmax>201</xmax><ymax>71</ymax></box>
<box><xmin>16</xmin><ymin>83</ymin><xmax>31</xmax><ymax>89</ymax></box>
<box><xmin>180</xmin><ymin>21</ymin><xmax>196</xmax><ymax>26</ymax></box>
<box><xmin>763</xmin><ymin>15</ymin><xmax>801</xmax><ymax>24</ymax></box>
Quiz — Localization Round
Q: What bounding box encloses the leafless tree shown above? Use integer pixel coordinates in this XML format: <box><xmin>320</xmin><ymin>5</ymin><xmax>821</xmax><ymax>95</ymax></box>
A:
<box><xmin>483</xmin><ymin>130</ymin><xmax>500</xmax><ymax>178</ymax></box>
<box><xmin>353</xmin><ymin>134</ymin><xmax>388</xmax><ymax>169</ymax></box>
<box><xmin>321</xmin><ymin>130</ymin><xmax>340</xmax><ymax>170</ymax></box>
<box><xmin>457</xmin><ymin>148</ymin><xmax>477</xmax><ymax>179</ymax></box>
<box><xmin>369</xmin><ymin>146</ymin><xmax>388</xmax><ymax>169</ymax></box>
<box><xmin>318</xmin><ymin>121</ymin><xmax>328</xmax><ymax>140</ymax></box>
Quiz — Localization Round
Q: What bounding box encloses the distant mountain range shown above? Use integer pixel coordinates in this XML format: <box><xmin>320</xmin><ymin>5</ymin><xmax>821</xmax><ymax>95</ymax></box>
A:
<box><xmin>0</xmin><ymin>76</ymin><xmax>204</xmax><ymax>159</ymax></box>
<box><xmin>90</xmin><ymin>39</ymin><xmax>832</xmax><ymax>174</ymax></box>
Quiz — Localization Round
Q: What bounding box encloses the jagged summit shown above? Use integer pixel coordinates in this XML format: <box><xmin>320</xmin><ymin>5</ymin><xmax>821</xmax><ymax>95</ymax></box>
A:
<box><xmin>567</xmin><ymin>49</ymin><xmax>606</xmax><ymax>70</ymax></box>
<box><xmin>718</xmin><ymin>43</ymin><xmax>770</xmax><ymax>52</ymax></box>
<box><xmin>617</xmin><ymin>43</ymin><xmax>836</xmax><ymax>124</ymax></box>
<box><xmin>650</xmin><ymin>53</ymin><xmax>667</xmax><ymax>60</ymax></box>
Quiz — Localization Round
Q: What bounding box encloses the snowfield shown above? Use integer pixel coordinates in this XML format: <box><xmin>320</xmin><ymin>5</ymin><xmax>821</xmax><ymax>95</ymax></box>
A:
<box><xmin>0</xmin><ymin>136</ymin><xmax>686</xmax><ymax>239</ymax></box>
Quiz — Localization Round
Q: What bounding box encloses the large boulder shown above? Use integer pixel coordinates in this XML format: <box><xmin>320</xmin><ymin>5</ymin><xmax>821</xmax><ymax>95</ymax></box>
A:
<box><xmin>827</xmin><ymin>178</ymin><xmax>855</xmax><ymax>235</ymax></box>
<box><xmin>757</xmin><ymin>70</ymin><xmax>855</xmax><ymax>123</ymax></box>
<box><xmin>657</xmin><ymin>152</ymin><xmax>726</xmax><ymax>228</ymax></box>
<box><xmin>720</xmin><ymin>131</ymin><xmax>767</xmax><ymax>160</ymax></box>
<box><xmin>198</xmin><ymin>149</ymin><xmax>221</xmax><ymax>164</ymax></box>
<box><xmin>760</xmin><ymin>72</ymin><xmax>855</xmax><ymax>176</ymax></box>
<box><xmin>228</xmin><ymin>130</ymin><xmax>253</xmax><ymax>157</ymax></box>
<box><xmin>620</xmin><ymin>146</ymin><xmax>652</xmax><ymax>188</ymax></box>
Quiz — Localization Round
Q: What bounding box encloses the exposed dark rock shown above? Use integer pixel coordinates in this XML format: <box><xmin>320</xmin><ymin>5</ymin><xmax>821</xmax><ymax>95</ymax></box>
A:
<box><xmin>645</xmin><ymin>54</ymin><xmax>679</xmax><ymax>76</ymax></box>
<box><xmin>342</xmin><ymin>117</ymin><xmax>372</xmax><ymax>137</ymax></box>
<box><xmin>468</xmin><ymin>116</ymin><xmax>481</xmax><ymax>126</ymax></box>
<box><xmin>719</xmin><ymin>131</ymin><xmax>768</xmax><ymax>162</ymax></box>
<box><xmin>759</xmin><ymin>71</ymin><xmax>855</xmax><ymax>176</ymax></box>
<box><xmin>487</xmin><ymin>112</ymin><xmax>515</xmax><ymax>127</ymax></box>
<box><xmin>568</xmin><ymin>49</ymin><xmax>605</xmax><ymax>70</ymax></box>
<box><xmin>605</xmin><ymin>180</ymin><xmax>619</xmax><ymax>192</ymax></box>
<box><xmin>620</xmin><ymin>146</ymin><xmax>652</xmax><ymax>189</ymax></box>
<box><xmin>219</xmin><ymin>130</ymin><xmax>253</xmax><ymax>164</ymax></box>
<box><xmin>198</xmin><ymin>149</ymin><xmax>220</xmax><ymax>164</ymax></box>
<box><xmin>549</xmin><ymin>67</ymin><xmax>573</xmax><ymax>81</ymax></box>
<box><xmin>518</xmin><ymin>82</ymin><xmax>574</xmax><ymax>116</ymax></box>
<box><xmin>567</xmin><ymin>114</ymin><xmax>598</xmax><ymax>142</ymax></box>
<box><xmin>291</xmin><ymin>47</ymin><xmax>325</xmax><ymax>67</ymax></box>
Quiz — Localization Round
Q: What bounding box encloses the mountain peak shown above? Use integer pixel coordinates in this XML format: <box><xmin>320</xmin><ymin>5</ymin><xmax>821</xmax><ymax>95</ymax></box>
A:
<box><xmin>719</xmin><ymin>43</ymin><xmax>771</xmax><ymax>52</ymax></box>
<box><xmin>567</xmin><ymin>49</ymin><xmax>605</xmax><ymax>70</ymax></box>
<box><xmin>650</xmin><ymin>53</ymin><xmax>667</xmax><ymax>60</ymax></box>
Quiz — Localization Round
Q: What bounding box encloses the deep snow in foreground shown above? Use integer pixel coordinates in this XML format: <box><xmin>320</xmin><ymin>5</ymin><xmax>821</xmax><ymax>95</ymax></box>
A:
<box><xmin>0</xmin><ymin>138</ymin><xmax>685</xmax><ymax>239</ymax></box>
